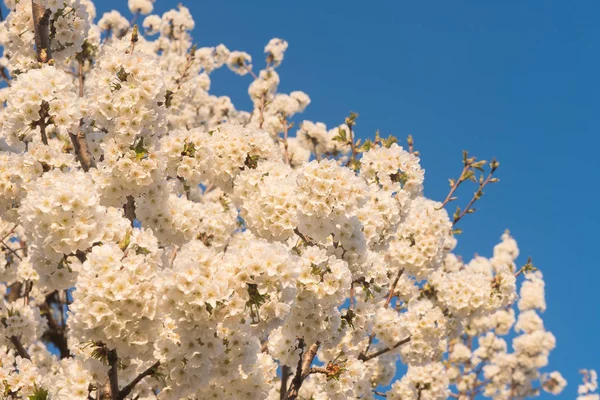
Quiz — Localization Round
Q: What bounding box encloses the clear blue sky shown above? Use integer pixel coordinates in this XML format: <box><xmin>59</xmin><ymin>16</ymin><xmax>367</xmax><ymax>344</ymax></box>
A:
<box><xmin>46</xmin><ymin>0</ymin><xmax>600</xmax><ymax>395</ymax></box>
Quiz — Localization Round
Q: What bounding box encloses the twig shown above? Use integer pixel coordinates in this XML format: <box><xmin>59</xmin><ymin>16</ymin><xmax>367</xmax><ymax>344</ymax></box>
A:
<box><xmin>1</xmin><ymin>239</ymin><xmax>23</xmax><ymax>261</ymax></box>
<box><xmin>358</xmin><ymin>336</ymin><xmax>411</xmax><ymax>362</ymax></box>
<box><xmin>345</xmin><ymin>113</ymin><xmax>358</xmax><ymax>164</ymax></box>
<box><xmin>8</xmin><ymin>335</ymin><xmax>31</xmax><ymax>360</ymax></box>
<box><xmin>0</xmin><ymin>67</ymin><xmax>10</xmax><ymax>86</ymax></box>
<box><xmin>407</xmin><ymin>134</ymin><xmax>415</xmax><ymax>154</ymax></box>
<box><xmin>293</xmin><ymin>227</ymin><xmax>316</xmax><ymax>247</ymax></box>
<box><xmin>361</xmin><ymin>268</ymin><xmax>404</xmax><ymax>356</ymax></box>
<box><xmin>285</xmin><ymin>340</ymin><xmax>320</xmax><ymax>400</ymax></box>
<box><xmin>0</xmin><ymin>224</ymin><xmax>17</xmax><ymax>243</ymax></box>
<box><xmin>281</xmin><ymin>115</ymin><xmax>291</xmax><ymax>164</ymax></box>
<box><xmin>452</xmin><ymin>169</ymin><xmax>497</xmax><ymax>226</ymax></box>
<box><xmin>308</xmin><ymin>367</ymin><xmax>330</xmax><ymax>375</ymax></box>
<box><xmin>440</xmin><ymin>164</ymin><xmax>470</xmax><ymax>208</ymax></box>
<box><xmin>117</xmin><ymin>361</ymin><xmax>160</xmax><ymax>400</ymax></box>
<box><xmin>39</xmin><ymin>293</ymin><xmax>71</xmax><ymax>358</ymax></box>
<box><xmin>384</xmin><ymin>268</ymin><xmax>404</xmax><ymax>308</ymax></box>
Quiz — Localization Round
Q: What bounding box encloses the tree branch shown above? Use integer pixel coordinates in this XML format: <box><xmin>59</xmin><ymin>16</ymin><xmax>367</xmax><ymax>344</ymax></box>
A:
<box><xmin>362</xmin><ymin>268</ymin><xmax>404</xmax><ymax>357</ymax></box>
<box><xmin>116</xmin><ymin>361</ymin><xmax>160</xmax><ymax>400</ymax></box>
<box><xmin>358</xmin><ymin>336</ymin><xmax>411</xmax><ymax>362</ymax></box>
<box><xmin>285</xmin><ymin>340</ymin><xmax>320</xmax><ymax>400</ymax></box>
<box><xmin>69</xmin><ymin>131</ymin><xmax>95</xmax><ymax>171</ymax></box>
<box><xmin>124</xmin><ymin>196</ymin><xmax>136</xmax><ymax>225</ymax></box>
<box><xmin>39</xmin><ymin>293</ymin><xmax>71</xmax><ymax>359</ymax></box>
<box><xmin>280</xmin><ymin>365</ymin><xmax>290</xmax><ymax>400</ymax></box>
<box><xmin>9</xmin><ymin>335</ymin><xmax>31</xmax><ymax>360</ymax></box>
<box><xmin>107</xmin><ymin>349</ymin><xmax>120</xmax><ymax>400</ymax></box>
<box><xmin>31</xmin><ymin>0</ymin><xmax>52</xmax><ymax>63</ymax></box>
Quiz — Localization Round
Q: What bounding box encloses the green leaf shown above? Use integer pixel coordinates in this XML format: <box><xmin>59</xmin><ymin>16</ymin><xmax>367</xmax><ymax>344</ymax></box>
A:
<box><xmin>383</xmin><ymin>134</ymin><xmax>397</xmax><ymax>148</ymax></box>
<box><xmin>130</xmin><ymin>137</ymin><xmax>148</xmax><ymax>161</ymax></box>
<box><xmin>28</xmin><ymin>385</ymin><xmax>49</xmax><ymax>400</ymax></box>
<box><xmin>332</xmin><ymin>128</ymin><xmax>347</xmax><ymax>143</ymax></box>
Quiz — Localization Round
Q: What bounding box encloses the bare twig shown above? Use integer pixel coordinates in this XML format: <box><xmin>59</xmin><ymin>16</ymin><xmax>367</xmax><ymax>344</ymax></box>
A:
<box><xmin>359</xmin><ymin>336</ymin><xmax>411</xmax><ymax>362</ymax></box>
<box><xmin>281</xmin><ymin>115</ymin><xmax>291</xmax><ymax>164</ymax></box>
<box><xmin>1</xmin><ymin>239</ymin><xmax>23</xmax><ymax>261</ymax></box>
<box><xmin>361</xmin><ymin>268</ymin><xmax>404</xmax><ymax>357</ymax></box>
<box><xmin>440</xmin><ymin>164</ymin><xmax>470</xmax><ymax>208</ymax></box>
<box><xmin>293</xmin><ymin>227</ymin><xmax>316</xmax><ymax>247</ymax></box>
<box><xmin>117</xmin><ymin>361</ymin><xmax>160</xmax><ymax>400</ymax></box>
<box><xmin>452</xmin><ymin>167</ymin><xmax>497</xmax><ymax>226</ymax></box>
<box><xmin>9</xmin><ymin>335</ymin><xmax>31</xmax><ymax>360</ymax></box>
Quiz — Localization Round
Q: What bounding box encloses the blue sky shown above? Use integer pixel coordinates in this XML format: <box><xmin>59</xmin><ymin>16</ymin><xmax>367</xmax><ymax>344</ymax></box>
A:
<box><xmin>12</xmin><ymin>0</ymin><xmax>599</xmax><ymax>396</ymax></box>
<box><xmin>99</xmin><ymin>0</ymin><xmax>597</xmax><ymax>395</ymax></box>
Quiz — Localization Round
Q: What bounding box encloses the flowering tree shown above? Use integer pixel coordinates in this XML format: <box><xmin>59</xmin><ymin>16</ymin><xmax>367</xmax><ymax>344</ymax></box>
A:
<box><xmin>0</xmin><ymin>0</ymin><xmax>586</xmax><ymax>399</ymax></box>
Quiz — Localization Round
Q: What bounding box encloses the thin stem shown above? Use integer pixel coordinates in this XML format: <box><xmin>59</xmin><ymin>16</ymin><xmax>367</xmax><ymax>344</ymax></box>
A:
<box><xmin>359</xmin><ymin>336</ymin><xmax>411</xmax><ymax>362</ymax></box>
<box><xmin>347</xmin><ymin>123</ymin><xmax>357</xmax><ymax>162</ymax></box>
<box><xmin>9</xmin><ymin>335</ymin><xmax>31</xmax><ymax>360</ymax></box>
<box><xmin>293</xmin><ymin>227</ymin><xmax>316</xmax><ymax>247</ymax></box>
<box><xmin>440</xmin><ymin>164</ymin><xmax>469</xmax><ymax>208</ymax></box>
<box><xmin>453</xmin><ymin>171</ymin><xmax>495</xmax><ymax>226</ymax></box>
<box><xmin>1</xmin><ymin>240</ymin><xmax>23</xmax><ymax>261</ymax></box>
<box><xmin>362</xmin><ymin>268</ymin><xmax>404</xmax><ymax>356</ymax></box>
<box><xmin>117</xmin><ymin>361</ymin><xmax>160</xmax><ymax>400</ymax></box>
<box><xmin>282</xmin><ymin>115</ymin><xmax>290</xmax><ymax>164</ymax></box>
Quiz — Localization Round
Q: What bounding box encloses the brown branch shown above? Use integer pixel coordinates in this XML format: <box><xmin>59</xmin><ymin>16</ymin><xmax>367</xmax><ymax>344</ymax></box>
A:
<box><xmin>293</xmin><ymin>227</ymin><xmax>316</xmax><ymax>247</ymax></box>
<box><xmin>116</xmin><ymin>361</ymin><xmax>160</xmax><ymax>400</ymax></box>
<box><xmin>124</xmin><ymin>196</ymin><xmax>136</xmax><ymax>225</ymax></box>
<box><xmin>440</xmin><ymin>164</ymin><xmax>470</xmax><ymax>208</ymax></box>
<box><xmin>384</xmin><ymin>268</ymin><xmax>404</xmax><ymax>309</ymax></box>
<box><xmin>67</xmin><ymin>62</ymin><xmax>96</xmax><ymax>172</ymax></box>
<box><xmin>8</xmin><ymin>335</ymin><xmax>31</xmax><ymax>360</ymax></box>
<box><xmin>107</xmin><ymin>349</ymin><xmax>120</xmax><ymax>400</ymax></box>
<box><xmin>361</xmin><ymin>268</ymin><xmax>404</xmax><ymax>357</ymax></box>
<box><xmin>39</xmin><ymin>293</ymin><xmax>71</xmax><ymax>359</ymax></box>
<box><xmin>280</xmin><ymin>366</ymin><xmax>290</xmax><ymax>400</ymax></box>
<box><xmin>452</xmin><ymin>170</ymin><xmax>496</xmax><ymax>226</ymax></box>
<box><xmin>31</xmin><ymin>0</ymin><xmax>52</xmax><ymax>63</ymax></box>
<box><xmin>69</xmin><ymin>131</ymin><xmax>95</xmax><ymax>171</ymax></box>
<box><xmin>281</xmin><ymin>116</ymin><xmax>291</xmax><ymax>165</ymax></box>
<box><xmin>285</xmin><ymin>340</ymin><xmax>320</xmax><ymax>400</ymax></box>
<box><xmin>1</xmin><ymin>239</ymin><xmax>23</xmax><ymax>261</ymax></box>
<box><xmin>34</xmin><ymin>101</ymin><xmax>50</xmax><ymax>145</ymax></box>
<box><xmin>308</xmin><ymin>367</ymin><xmax>329</xmax><ymax>375</ymax></box>
<box><xmin>358</xmin><ymin>336</ymin><xmax>411</xmax><ymax>362</ymax></box>
<box><xmin>0</xmin><ymin>67</ymin><xmax>10</xmax><ymax>86</ymax></box>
